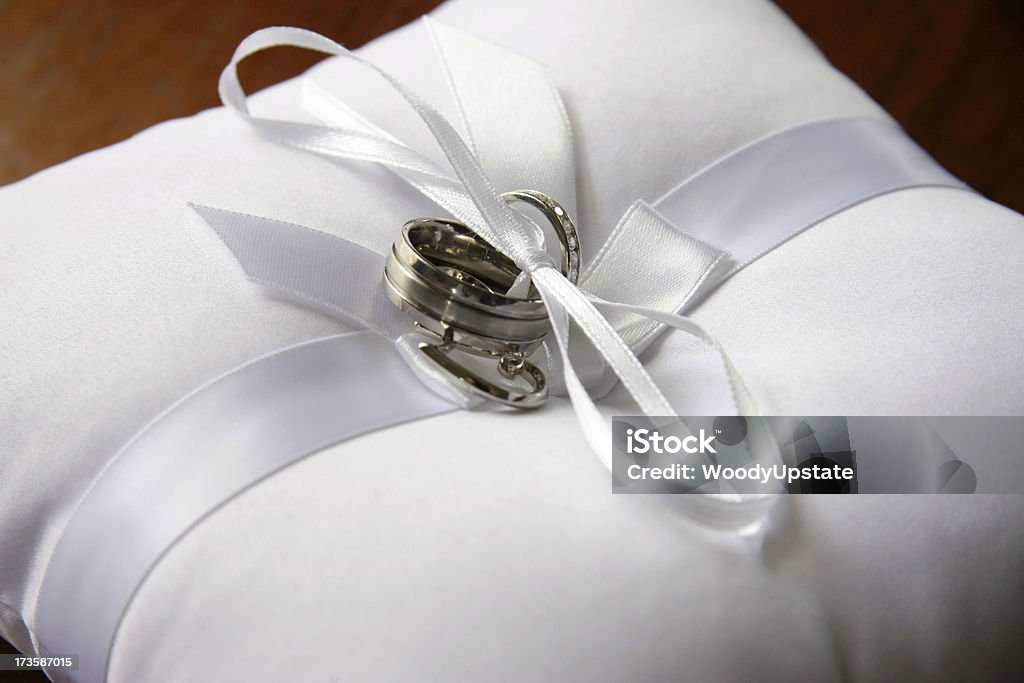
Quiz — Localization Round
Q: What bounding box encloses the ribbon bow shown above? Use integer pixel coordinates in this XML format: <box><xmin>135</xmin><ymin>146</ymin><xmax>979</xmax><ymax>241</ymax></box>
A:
<box><xmin>200</xmin><ymin>21</ymin><xmax>766</xmax><ymax>494</ymax></box>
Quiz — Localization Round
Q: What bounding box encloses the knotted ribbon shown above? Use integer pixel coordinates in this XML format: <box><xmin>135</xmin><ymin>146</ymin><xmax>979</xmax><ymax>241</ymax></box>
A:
<box><xmin>209</xmin><ymin>22</ymin><xmax>763</xmax><ymax>475</ymax></box>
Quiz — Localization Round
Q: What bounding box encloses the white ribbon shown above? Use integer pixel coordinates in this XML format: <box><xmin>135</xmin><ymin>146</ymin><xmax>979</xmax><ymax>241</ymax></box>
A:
<box><xmin>34</xmin><ymin>333</ymin><xmax>455</xmax><ymax>683</ymax></box>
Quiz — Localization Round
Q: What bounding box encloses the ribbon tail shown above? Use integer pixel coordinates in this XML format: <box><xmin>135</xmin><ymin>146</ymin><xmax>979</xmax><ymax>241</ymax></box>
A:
<box><xmin>533</xmin><ymin>267</ymin><xmax>676</xmax><ymax>416</ymax></box>
<box><xmin>587</xmin><ymin>296</ymin><xmax>786</xmax><ymax>480</ymax></box>
<box><xmin>587</xmin><ymin>296</ymin><xmax>760</xmax><ymax>417</ymax></box>
<box><xmin>541</xmin><ymin>295</ymin><xmax>629</xmax><ymax>473</ymax></box>
<box><xmin>192</xmin><ymin>204</ymin><xmax>491</xmax><ymax>408</ymax></box>
<box><xmin>190</xmin><ymin>204</ymin><xmax>410</xmax><ymax>339</ymax></box>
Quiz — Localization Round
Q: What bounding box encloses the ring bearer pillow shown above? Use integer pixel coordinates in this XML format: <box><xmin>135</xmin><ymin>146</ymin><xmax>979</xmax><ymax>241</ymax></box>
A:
<box><xmin>2</xmin><ymin>0</ymin><xmax>1022</xmax><ymax>681</ymax></box>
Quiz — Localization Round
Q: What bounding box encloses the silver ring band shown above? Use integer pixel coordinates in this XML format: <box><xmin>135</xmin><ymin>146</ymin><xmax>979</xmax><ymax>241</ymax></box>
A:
<box><xmin>383</xmin><ymin>190</ymin><xmax>579</xmax><ymax>408</ymax></box>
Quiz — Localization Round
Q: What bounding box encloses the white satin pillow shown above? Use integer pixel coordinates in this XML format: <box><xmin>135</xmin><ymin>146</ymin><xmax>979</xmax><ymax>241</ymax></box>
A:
<box><xmin>1</xmin><ymin>0</ymin><xmax>1022</xmax><ymax>681</ymax></box>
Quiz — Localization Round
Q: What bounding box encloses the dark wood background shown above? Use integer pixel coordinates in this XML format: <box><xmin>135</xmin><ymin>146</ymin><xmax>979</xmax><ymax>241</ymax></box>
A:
<box><xmin>0</xmin><ymin>0</ymin><xmax>1021</xmax><ymax>679</ymax></box>
<box><xmin>1</xmin><ymin>0</ymin><xmax>1022</xmax><ymax>210</ymax></box>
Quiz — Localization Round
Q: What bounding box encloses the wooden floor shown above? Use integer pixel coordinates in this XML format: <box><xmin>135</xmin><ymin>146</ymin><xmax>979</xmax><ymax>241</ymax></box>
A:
<box><xmin>0</xmin><ymin>0</ymin><xmax>1021</xmax><ymax>679</ymax></box>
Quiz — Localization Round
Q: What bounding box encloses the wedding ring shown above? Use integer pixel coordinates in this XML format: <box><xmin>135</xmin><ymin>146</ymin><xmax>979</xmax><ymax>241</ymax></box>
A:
<box><xmin>385</xmin><ymin>217</ymin><xmax>551</xmax><ymax>352</ymax></box>
<box><xmin>500</xmin><ymin>189</ymin><xmax>581</xmax><ymax>284</ymax></box>
<box><xmin>418</xmin><ymin>340</ymin><xmax>548</xmax><ymax>409</ymax></box>
<box><xmin>383</xmin><ymin>190</ymin><xmax>579</xmax><ymax>408</ymax></box>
